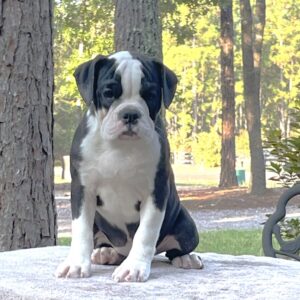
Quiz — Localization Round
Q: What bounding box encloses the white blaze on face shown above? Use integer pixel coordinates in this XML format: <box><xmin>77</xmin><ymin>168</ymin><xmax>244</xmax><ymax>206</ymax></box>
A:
<box><xmin>100</xmin><ymin>51</ymin><xmax>154</xmax><ymax>142</ymax></box>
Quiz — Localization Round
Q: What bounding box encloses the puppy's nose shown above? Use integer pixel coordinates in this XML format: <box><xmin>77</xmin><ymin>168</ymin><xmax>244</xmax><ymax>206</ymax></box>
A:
<box><xmin>119</xmin><ymin>109</ymin><xmax>141</xmax><ymax>125</ymax></box>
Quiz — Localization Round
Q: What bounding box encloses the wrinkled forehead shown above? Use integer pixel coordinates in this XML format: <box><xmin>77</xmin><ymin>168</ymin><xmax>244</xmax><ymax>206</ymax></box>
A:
<box><xmin>109</xmin><ymin>52</ymin><xmax>144</xmax><ymax>97</ymax></box>
<box><xmin>108</xmin><ymin>51</ymin><xmax>160</xmax><ymax>94</ymax></box>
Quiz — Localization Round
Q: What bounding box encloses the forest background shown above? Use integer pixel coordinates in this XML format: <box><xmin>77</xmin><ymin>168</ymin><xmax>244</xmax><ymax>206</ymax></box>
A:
<box><xmin>53</xmin><ymin>0</ymin><xmax>300</xmax><ymax>180</ymax></box>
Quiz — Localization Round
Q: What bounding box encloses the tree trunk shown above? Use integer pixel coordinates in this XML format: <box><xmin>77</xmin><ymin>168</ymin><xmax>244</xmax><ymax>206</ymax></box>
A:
<box><xmin>240</xmin><ymin>0</ymin><xmax>266</xmax><ymax>194</ymax></box>
<box><xmin>253</xmin><ymin>0</ymin><xmax>265</xmax><ymax>98</ymax></box>
<box><xmin>0</xmin><ymin>0</ymin><xmax>56</xmax><ymax>251</ymax></box>
<box><xmin>219</xmin><ymin>0</ymin><xmax>238</xmax><ymax>188</ymax></box>
<box><xmin>114</xmin><ymin>0</ymin><xmax>162</xmax><ymax>60</ymax></box>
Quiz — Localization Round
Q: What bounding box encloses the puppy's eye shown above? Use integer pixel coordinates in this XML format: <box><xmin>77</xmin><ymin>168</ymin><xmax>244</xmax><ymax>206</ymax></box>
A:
<box><xmin>103</xmin><ymin>88</ymin><xmax>114</xmax><ymax>99</ymax></box>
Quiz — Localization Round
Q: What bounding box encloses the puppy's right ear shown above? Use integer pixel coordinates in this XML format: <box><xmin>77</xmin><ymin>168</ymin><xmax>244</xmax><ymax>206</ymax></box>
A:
<box><xmin>73</xmin><ymin>55</ymin><xmax>107</xmax><ymax>105</ymax></box>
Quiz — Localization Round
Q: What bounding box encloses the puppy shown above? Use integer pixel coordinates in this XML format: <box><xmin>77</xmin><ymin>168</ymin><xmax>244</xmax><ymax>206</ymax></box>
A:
<box><xmin>56</xmin><ymin>51</ymin><xmax>203</xmax><ymax>282</ymax></box>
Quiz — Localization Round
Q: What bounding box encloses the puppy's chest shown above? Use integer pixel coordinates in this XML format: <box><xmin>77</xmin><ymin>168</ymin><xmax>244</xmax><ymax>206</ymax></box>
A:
<box><xmin>80</xmin><ymin>138</ymin><xmax>161</xmax><ymax>225</ymax></box>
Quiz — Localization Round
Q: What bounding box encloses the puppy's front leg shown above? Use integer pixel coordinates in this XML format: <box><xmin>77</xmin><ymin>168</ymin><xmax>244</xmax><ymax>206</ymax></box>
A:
<box><xmin>112</xmin><ymin>196</ymin><xmax>165</xmax><ymax>282</ymax></box>
<box><xmin>56</xmin><ymin>181</ymin><xmax>96</xmax><ymax>278</ymax></box>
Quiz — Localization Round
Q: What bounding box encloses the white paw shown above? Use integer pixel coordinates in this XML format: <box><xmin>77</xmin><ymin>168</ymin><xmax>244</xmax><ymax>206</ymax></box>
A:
<box><xmin>91</xmin><ymin>247</ymin><xmax>124</xmax><ymax>265</ymax></box>
<box><xmin>55</xmin><ymin>258</ymin><xmax>91</xmax><ymax>278</ymax></box>
<box><xmin>171</xmin><ymin>254</ymin><xmax>203</xmax><ymax>269</ymax></box>
<box><xmin>112</xmin><ymin>258</ymin><xmax>151</xmax><ymax>282</ymax></box>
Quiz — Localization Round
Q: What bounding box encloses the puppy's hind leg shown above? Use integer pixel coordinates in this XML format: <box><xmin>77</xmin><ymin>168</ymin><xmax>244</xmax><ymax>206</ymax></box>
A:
<box><xmin>91</xmin><ymin>246</ymin><xmax>125</xmax><ymax>265</ymax></box>
<box><xmin>164</xmin><ymin>207</ymin><xmax>204</xmax><ymax>270</ymax></box>
<box><xmin>92</xmin><ymin>222</ymin><xmax>126</xmax><ymax>265</ymax></box>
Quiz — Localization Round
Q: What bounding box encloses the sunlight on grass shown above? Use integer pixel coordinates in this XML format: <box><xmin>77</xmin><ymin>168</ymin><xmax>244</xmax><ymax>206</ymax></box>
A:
<box><xmin>196</xmin><ymin>229</ymin><xmax>264</xmax><ymax>256</ymax></box>
<box><xmin>172</xmin><ymin>164</ymin><xmax>219</xmax><ymax>187</ymax></box>
<box><xmin>58</xmin><ymin>237</ymin><xmax>71</xmax><ymax>246</ymax></box>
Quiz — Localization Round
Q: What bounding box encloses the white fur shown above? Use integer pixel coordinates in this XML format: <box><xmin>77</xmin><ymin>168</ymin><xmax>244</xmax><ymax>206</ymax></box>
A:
<box><xmin>80</xmin><ymin>121</ymin><xmax>161</xmax><ymax>258</ymax></box>
<box><xmin>55</xmin><ymin>190</ymin><xmax>96</xmax><ymax>278</ymax></box>
<box><xmin>112</xmin><ymin>196</ymin><xmax>165</xmax><ymax>282</ymax></box>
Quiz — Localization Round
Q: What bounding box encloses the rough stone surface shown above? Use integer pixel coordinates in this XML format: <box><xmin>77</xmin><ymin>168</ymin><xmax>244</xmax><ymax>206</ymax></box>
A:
<box><xmin>0</xmin><ymin>247</ymin><xmax>299</xmax><ymax>299</ymax></box>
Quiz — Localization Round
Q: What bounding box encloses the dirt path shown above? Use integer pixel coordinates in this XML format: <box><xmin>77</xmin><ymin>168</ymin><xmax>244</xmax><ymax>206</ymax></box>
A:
<box><xmin>178</xmin><ymin>187</ymin><xmax>285</xmax><ymax>210</ymax></box>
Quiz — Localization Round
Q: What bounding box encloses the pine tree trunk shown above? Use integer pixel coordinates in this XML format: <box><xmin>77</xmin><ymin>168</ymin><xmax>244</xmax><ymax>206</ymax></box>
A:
<box><xmin>240</xmin><ymin>0</ymin><xmax>266</xmax><ymax>195</ymax></box>
<box><xmin>253</xmin><ymin>0</ymin><xmax>265</xmax><ymax>98</ymax></box>
<box><xmin>114</xmin><ymin>0</ymin><xmax>162</xmax><ymax>60</ymax></box>
<box><xmin>219</xmin><ymin>0</ymin><xmax>238</xmax><ymax>188</ymax></box>
<box><xmin>0</xmin><ymin>0</ymin><xmax>56</xmax><ymax>251</ymax></box>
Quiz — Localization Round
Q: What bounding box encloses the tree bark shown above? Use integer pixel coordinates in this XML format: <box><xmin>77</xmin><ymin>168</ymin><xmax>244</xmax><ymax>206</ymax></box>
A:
<box><xmin>219</xmin><ymin>0</ymin><xmax>238</xmax><ymax>188</ymax></box>
<box><xmin>253</xmin><ymin>0</ymin><xmax>265</xmax><ymax>98</ymax></box>
<box><xmin>114</xmin><ymin>0</ymin><xmax>162</xmax><ymax>60</ymax></box>
<box><xmin>240</xmin><ymin>0</ymin><xmax>266</xmax><ymax>194</ymax></box>
<box><xmin>0</xmin><ymin>0</ymin><xmax>56</xmax><ymax>251</ymax></box>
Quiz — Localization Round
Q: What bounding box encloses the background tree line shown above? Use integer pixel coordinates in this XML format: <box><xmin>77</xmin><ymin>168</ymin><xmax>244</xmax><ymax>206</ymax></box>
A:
<box><xmin>54</xmin><ymin>0</ymin><xmax>299</xmax><ymax>176</ymax></box>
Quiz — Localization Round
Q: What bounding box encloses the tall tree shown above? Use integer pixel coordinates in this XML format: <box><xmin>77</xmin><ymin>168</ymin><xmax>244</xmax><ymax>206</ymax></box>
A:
<box><xmin>114</xmin><ymin>0</ymin><xmax>162</xmax><ymax>59</ymax></box>
<box><xmin>219</xmin><ymin>0</ymin><xmax>238</xmax><ymax>187</ymax></box>
<box><xmin>0</xmin><ymin>0</ymin><xmax>56</xmax><ymax>250</ymax></box>
<box><xmin>240</xmin><ymin>0</ymin><xmax>266</xmax><ymax>194</ymax></box>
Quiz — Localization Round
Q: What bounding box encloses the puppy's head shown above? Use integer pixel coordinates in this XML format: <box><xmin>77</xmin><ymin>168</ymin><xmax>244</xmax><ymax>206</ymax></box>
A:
<box><xmin>74</xmin><ymin>51</ymin><xmax>177</xmax><ymax>141</ymax></box>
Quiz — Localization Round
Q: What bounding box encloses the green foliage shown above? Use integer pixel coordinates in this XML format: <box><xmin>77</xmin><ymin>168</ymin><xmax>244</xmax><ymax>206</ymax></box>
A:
<box><xmin>261</xmin><ymin>0</ymin><xmax>300</xmax><ymax>133</ymax></box>
<box><xmin>279</xmin><ymin>218</ymin><xmax>300</xmax><ymax>241</ymax></box>
<box><xmin>58</xmin><ymin>237</ymin><xmax>71</xmax><ymax>246</ymax></box>
<box><xmin>53</xmin><ymin>0</ymin><xmax>114</xmax><ymax>164</ymax></box>
<box><xmin>191</xmin><ymin>130</ymin><xmax>221</xmax><ymax>167</ymax></box>
<box><xmin>265</xmin><ymin>106</ymin><xmax>300</xmax><ymax>187</ymax></box>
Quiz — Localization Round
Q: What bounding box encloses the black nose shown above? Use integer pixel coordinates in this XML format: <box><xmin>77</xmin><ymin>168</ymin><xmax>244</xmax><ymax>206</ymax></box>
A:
<box><xmin>120</xmin><ymin>110</ymin><xmax>141</xmax><ymax>125</ymax></box>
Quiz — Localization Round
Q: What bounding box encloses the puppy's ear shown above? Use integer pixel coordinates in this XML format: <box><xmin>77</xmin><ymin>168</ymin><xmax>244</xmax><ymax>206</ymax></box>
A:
<box><xmin>156</xmin><ymin>62</ymin><xmax>178</xmax><ymax>108</ymax></box>
<box><xmin>73</xmin><ymin>55</ymin><xmax>107</xmax><ymax>105</ymax></box>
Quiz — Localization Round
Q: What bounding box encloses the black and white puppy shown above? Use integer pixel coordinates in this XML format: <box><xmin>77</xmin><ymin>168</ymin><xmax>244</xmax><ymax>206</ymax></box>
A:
<box><xmin>55</xmin><ymin>51</ymin><xmax>203</xmax><ymax>282</ymax></box>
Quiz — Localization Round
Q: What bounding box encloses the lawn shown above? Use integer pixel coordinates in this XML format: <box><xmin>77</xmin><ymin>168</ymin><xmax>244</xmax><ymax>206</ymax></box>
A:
<box><xmin>58</xmin><ymin>229</ymin><xmax>266</xmax><ymax>257</ymax></box>
<box><xmin>196</xmin><ymin>229</ymin><xmax>264</xmax><ymax>256</ymax></box>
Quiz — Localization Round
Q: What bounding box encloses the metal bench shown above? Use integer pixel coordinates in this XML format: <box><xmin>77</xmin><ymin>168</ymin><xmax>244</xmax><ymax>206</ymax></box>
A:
<box><xmin>262</xmin><ymin>184</ymin><xmax>300</xmax><ymax>261</ymax></box>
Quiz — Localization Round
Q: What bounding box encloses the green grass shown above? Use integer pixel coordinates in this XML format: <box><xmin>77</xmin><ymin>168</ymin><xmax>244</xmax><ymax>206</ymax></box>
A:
<box><xmin>196</xmin><ymin>229</ymin><xmax>264</xmax><ymax>256</ymax></box>
<box><xmin>58</xmin><ymin>237</ymin><xmax>71</xmax><ymax>246</ymax></box>
<box><xmin>58</xmin><ymin>229</ymin><xmax>266</xmax><ymax>256</ymax></box>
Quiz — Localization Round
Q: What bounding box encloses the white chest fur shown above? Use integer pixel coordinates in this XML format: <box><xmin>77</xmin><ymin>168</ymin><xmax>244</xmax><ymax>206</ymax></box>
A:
<box><xmin>79</xmin><ymin>121</ymin><xmax>161</xmax><ymax>228</ymax></box>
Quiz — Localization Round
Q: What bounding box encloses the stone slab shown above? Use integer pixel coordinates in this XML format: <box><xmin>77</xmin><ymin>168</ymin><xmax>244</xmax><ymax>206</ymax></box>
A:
<box><xmin>0</xmin><ymin>246</ymin><xmax>299</xmax><ymax>299</ymax></box>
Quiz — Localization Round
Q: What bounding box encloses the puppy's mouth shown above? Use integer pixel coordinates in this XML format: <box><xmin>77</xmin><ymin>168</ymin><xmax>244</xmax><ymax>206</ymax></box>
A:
<box><xmin>119</xmin><ymin>128</ymin><xmax>140</xmax><ymax>140</ymax></box>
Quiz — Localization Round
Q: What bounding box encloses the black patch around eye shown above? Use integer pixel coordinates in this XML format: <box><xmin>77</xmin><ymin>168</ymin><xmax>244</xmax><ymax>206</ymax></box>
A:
<box><xmin>140</xmin><ymin>81</ymin><xmax>158</xmax><ymax>100</ymax></box>
<box><xmin>140</xmin><ymin>78</ymin><xmax>161</xmax><ymax>120</ymax></box>
<box><xmin>103</xmin><ymin>88</ymin><xmax>114</xmax><ymax>99</ymax></box>
<box><xmin>94</xmin><ymin>71</ymin><xmax>123</xmax><ymax>109</ymax></box>
<box><xmin>96</xmin><ymin>80</ymin><xmax>123</xmax><ymax>109</ymax></box>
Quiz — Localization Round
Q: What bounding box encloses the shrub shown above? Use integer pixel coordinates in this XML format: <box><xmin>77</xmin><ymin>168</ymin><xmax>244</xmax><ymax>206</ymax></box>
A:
<box><xmin>264</xmin><ymin>107</ymin><xmax>300</xmax><ymax>187</ymax></box>
<box><xmin>264</xmin><ymin>104</ymin><xmax>300</xmax><ymax>246</ymax></box>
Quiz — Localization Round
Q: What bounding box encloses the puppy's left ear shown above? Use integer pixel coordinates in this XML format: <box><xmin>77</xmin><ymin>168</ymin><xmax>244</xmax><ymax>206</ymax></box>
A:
<box><xmin>73</xmin><ymin>55</ymin><xmax>107</xmax><ymax>105</ymax></box>
<box><xmin>156</xmin><ymin>63</ymin><xmax>178</xmax><ymax>108</ymax></box>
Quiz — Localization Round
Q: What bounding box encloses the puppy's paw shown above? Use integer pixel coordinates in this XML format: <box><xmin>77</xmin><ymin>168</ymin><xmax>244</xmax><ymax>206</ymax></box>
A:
<box><xmin>91</xmin><ymin>247</ymin><xmax>124</xmax><ymax>265</ymax></box>
<box><xmin>55</xmin><ymin>258</ymin><xmax>91</xmax><ymax>278</ymax></box>
<box><xmin>112</xmin><ymin>258</ymin><xmax>151</xmax><ymax>282</ymax></box>
<box><xmin>171</xmin><ymin>253</ymin><xmax>203</xmax><ymax>269</ymax></box>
